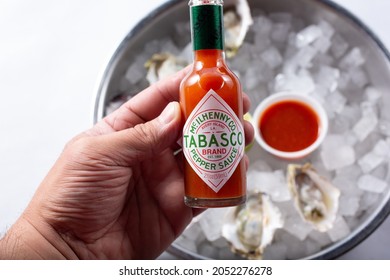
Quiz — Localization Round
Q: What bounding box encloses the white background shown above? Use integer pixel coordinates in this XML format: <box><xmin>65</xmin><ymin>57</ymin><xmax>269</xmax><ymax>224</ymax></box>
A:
<box><xmin>1</xmin><ymin>0</ymin><xmax>390</xmax><ymax>259</ymax></box>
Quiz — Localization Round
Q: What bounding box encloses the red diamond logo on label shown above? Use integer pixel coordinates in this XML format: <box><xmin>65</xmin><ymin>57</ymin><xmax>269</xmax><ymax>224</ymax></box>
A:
<box><xmin>182</xmin><ymin>90</ymin><xmax>244</xmax><ymax>193</ymax></box>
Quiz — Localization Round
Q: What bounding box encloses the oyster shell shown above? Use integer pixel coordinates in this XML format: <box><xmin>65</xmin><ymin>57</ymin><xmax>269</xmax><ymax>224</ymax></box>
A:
<box><xmin>145</xmin><ymin>53</ymin><xmax>188</xmax><ymax>85</ymax></box>
<box><xmin>287</xmin><ymin>163</ymin><xmax>340</xmax><ymax>232</ymax></box>
<box><xmin>224</xmin><ymin>0</ymin><xmax>253</xmax><ymax>57</ymax></box>
<box><xmin>222</xmin><ymin>192</ymin><xmax>283</xmax><ymax>259</ymax></box>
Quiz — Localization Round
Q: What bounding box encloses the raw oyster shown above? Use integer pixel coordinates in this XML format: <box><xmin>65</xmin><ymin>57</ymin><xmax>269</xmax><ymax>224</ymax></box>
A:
<box><xmin>222</xmin><ymin>192</ymin><xmax>283</xmax><ymax>259</ymax></box>
<box><xmin>145</xmin><ymin>53</ymin><xmax>188</xmax><ymax>84</ymax></box>
<box><xmin>287</xmin><ymin>163</ymin><xmax>340</xmax><ymax>232</ymax></box>
<box><xmin>224</xmin><ymin>0</ymin><xmax>253</xmax><ymax>57</ymax></box>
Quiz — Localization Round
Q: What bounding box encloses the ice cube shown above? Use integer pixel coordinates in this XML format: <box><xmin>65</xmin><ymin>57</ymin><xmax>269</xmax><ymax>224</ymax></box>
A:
<box><xmin>340</xmin><ymin>104</ymin><xmax>362</xmax><ymax>125</ymax></box>
<box><xmin>218</xmin><ymin>247</ymin><xmax>236</xmax><ymax>259</ymax></box>
<box><xmin>327</xmin><ymin>91</ymin><xmax>347</xmax><ymax>114</ymax></box>
<box><xmin>254</xmin><ymin>36</ymin><xmax>272</xmax><ymax>53</ymax></box>
<box><xmin>313</xmin><ymin>36</ymin><xmax>332</xmax><ymax>54</ymax></box>
<box><xmin>371</xmin><ymin>162</ymin><xmax>388</xmax><ymax>180</ymax></box>
<box><xmin>308</xmin><ymin>231</ymin><xmax>332</xmax><ymax>248</ymax></box>
<box><xmin>365</xmin><ymin>86</ymin><xmax>382</xmax><ymax>103</ymax></box>
<box><xmin>320</xmin><ymin>135</ymin><xmax>356</xmax><ymax>170</ymax></box>
<box><xmin>312</xmin><ymin>53</ymin><xmax>335</xmax><ymax>67</ymax></box>
<box><xmin>322</xmin><ymin>103</ymin><xmax>336</xmax><ymax>120</ymax></box>
<box><xmin>357</xmin><ymin>174</ymin><xmax>388</xmax><ymax>193</ymax></box>
<box><xmin>283</xmin><ymin>214</ymin><xmax>313</xmax><ymax>241</ymax></box>
<box><xmin>273</xmin><ymin>71</ymin><xmax>315</xmax><ymax>94</ymax></box>
<box><xmin>358</xmin><ymin>152</ymin><xmax>384</xmax><ymax>174</ymax></box>
<box><xmin>327</xmin><ymin>216</ymin><xmax>351</xmax><ymax>242</ymax></box>
<box><xmin>354</xmin><ymin>132</ymin><xmax>383</xmax><ymax>160</ymax></box>
<box><xmin>308</xmin><ymin>157</ymin><xmax>334</xmax><ymax>180</ymax></box>
<box><xmin>368</xmin><ymin>138</ymin><xmax>389</xmax><ymax>157</ymax></box>
<box><xmin>330</xmin><ymin>34</ymin><xmax>349</xmax><ymax>59</ymax></box>
<box><xmin>263</xmin><ymin>242</ymin><xmax>288</xmax><ymax>260</ymax></box>
<box><xmin>344</xmin><ymin>132</ymin><xmax>359</xmax><ymax>146</ymax></box>
<box><xmin>339</xmin><ymin>47</ymin><xmax>365</xmax><ymax>70</ymax></box>
<box><xmin>212</xmin><ymin>237</ymin><xmax>228</xmax><ymax>249</ymax></box>
<box><xmin>336</xmin><ymin>163</ymin><xmax>361</xmax><ymax>180</ymax></box>
<box><xmin>271</xmin><ymin>22</ymin><xmax>291</xmax><ymax>43</ymax></box>
<box><xmin>284</xmin><ymin>32</ymin><xmax>298</xmax><ymax>59</ymax></box>
<box><xmin>229</xmin><ymin>43</ymin><xmax>255</xmax><ymax>72</ymax></box>
<box><xmin>295</xmin><ymin>25</ymin><xmax>323</xmax><ymax>48</ymax></box>
<box><xmin>378</xmin><ymin>120</ymin><xmax>390</xmax><ymax>137</ymax></box>
<box><xmin>281</xmin><ymin>232</ymin><xmax>307</xmax><ymax>259</ymax></box>
<box><xmin>310</xmin><ymin>85</ymin><xmax>328</xmax><ymax>105</ymax></box>
<box><xmin>282</xmin><ymin>46</ymin><xmax>318</xmax><ymax>76</ymax></box>
<box><xmin>160</xmin><ymin>38</ymin><xmax>181</xmax><ymax>55</ymax></box>
<box><xmin>244</xmin><ymin>66</ymin><xmax>262</xmax><ymax>90</ymax></box>
<box><xmin>330</xmin><ymin>116</ymin><xmax>351</xmax><ymax>134</ymax></box>
<box><xmin>253</xmin><ymin>15</ymin><xmax>273</xmax><ymax>42</ymax></box>
<box><xmin>198</xmin><ymin>241</ymin><xmax>219</xmax><ymax>259</ymax></box>
<box><xmin>175</xmin><ymin>235</ymin><xmax>198</xmax><ymax>253</ymax></box>
<box><xmin>337</xmin><ymin>70</ymin><xmax>352</xmax><ymax>90</ymax></box>
<box><xmin>260</xmin><ymin>46</ymin><xmax>283</xmax><ymax>69</ymax></box>
<box><xmin>118</xmin><ymin>76</ymin><xmax>131</xmax><ymax>93</ymax></box>
<box><xmin>314</xmin><ymin>65</ymin><xmax>340</xmax><ymax>92</ymax></box>
<box><xmin>352</xmin><ymin>108</ymin><xmax>378</xmax><ymax>142</ymax></box>
<box><xmin>321</xmin><ymin>145</ymin><xmax>356</xmax><ymax>171</ymax></box>
<box><xmin>359</xmin><ymin>192</ymin><xmax>381</xmax><ymax>210</ymax></box>
<box><xmin>182</xmin><ymin>222</ymin><xmax>203</xmax><ymax>242</ymax></box>
<box><xmin>349</xmin><ymin>67</ymin><xmax>369</xmax><ymax>88</ymax></box>
<box><xmin>304</xmin><ymin>238</ymin><xmax>322</xmax><ymax>257</ymax></box>
<box><xmin>318</xmin><ymin>20</ymin><xmax>335</xmax><ymax>38</ymax></box>
<box><xmin>344</xmin><ymin>216</ymin><xmax>361</xmax><ymax>230</ymax></box>
<box><xmin>296</xmin><ymin>46</ymin><xmax>318</xmax><ymax>69</ymax></box>
<box><xmin>247</xmin><ymin>170</ymin><xmax>291</xmax><ymax>202</ymax></box>
<box><xmin>275</xmin><ymin>201</ymin><xmax>296</xmax><ymax>220</ymax></box>
<box><xmin>178</xmin><ymin>43</ymin><xmax>193</xmax><ymax>63</ymax></box>
<box><xmin>358</xmin><ymin>140</ymin><xmax>390</xmax><ymax>173</ymax></box>
<box><xmin>244</xmin><ymin>62</ymin><xmax>274</xmax><ymax>90</ymax></box>
<box><xmin>249</xmin><ymin>159</ymin><xmax>273</xmax><ymax>172</ymax></box>
<box><xmin>198</xmin><ymin>208</ymin><xmax>228</xmax><ymax>241</ymax></box>
<box><xmin>125</xmin><ymin>61</ymin><xmax>146</xmax><ymax>85</ymax></box>
<box><xmin>321</xmin><ymin>134</ymin><xmax>345</xmax><ymax>150</ymax></box>
<box><xmin>332</xmin><ymin>174</ymin><xmax>361</xmax><ymax>196</ymax></box>
<box><xmin>270</xmin><ymin>170</ymin><xmax>292</xmax><ymax>202</ymax></box>
<box><xmin>338</xmin><ymin>196</ymin><xmax>360</xmax><ymax>216</ymax></box>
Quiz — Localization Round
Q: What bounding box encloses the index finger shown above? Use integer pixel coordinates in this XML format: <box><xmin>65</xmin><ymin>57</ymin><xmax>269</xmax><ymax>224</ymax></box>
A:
<box><xmin>100</xmin><ymin>65</ymin><xmax>192</xmax><ymax>133</ymax></box>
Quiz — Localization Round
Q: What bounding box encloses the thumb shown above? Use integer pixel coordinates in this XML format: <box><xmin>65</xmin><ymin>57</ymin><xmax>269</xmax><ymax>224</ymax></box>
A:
<box><xmin>98</xmin><ymin>102</ymin><xmax>182</xmax><ymax>164</ymax></box>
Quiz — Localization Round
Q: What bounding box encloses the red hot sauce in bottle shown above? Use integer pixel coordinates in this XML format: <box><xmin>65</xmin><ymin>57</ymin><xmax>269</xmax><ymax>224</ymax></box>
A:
<box><xmin>180</xmin><ymin>0</ymin><xmax>246</xmax><ymax>208</ymax></box>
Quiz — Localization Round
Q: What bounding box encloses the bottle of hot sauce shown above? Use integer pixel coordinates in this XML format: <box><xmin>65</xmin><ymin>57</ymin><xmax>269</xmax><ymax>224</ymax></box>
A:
<box><xmin>180</xmin><ymin>0</ymin><xmax>246</xmax><ymax>208</ymax></box>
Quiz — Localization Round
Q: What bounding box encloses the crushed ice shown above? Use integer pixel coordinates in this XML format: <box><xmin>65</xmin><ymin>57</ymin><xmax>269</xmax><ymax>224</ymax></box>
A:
<box><xmin>106</xmin><ymin>9</ymin><xmax>390</xmax><ymax>260</ymax></box>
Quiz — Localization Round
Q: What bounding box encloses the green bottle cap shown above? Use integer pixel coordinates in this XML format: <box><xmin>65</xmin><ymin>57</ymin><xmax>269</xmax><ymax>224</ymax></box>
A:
<box><xmin>190</xmin><ymin>5</ymin><xmax>224</xmax><ymax>51</ymax></box>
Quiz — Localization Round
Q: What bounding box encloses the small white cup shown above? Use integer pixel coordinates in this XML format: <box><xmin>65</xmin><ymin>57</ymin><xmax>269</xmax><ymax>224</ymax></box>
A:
<box><xmin>252</xmin><ymin>91</ymin><xmax>328</xmax><ymax>160</ymax></box>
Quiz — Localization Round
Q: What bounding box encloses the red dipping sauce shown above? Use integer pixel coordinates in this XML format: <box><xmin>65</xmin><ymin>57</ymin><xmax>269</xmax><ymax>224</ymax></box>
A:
<box><xmin>259</xmin><ymin>100</ymin><xmax>320</xmax><ymax>152</ymax></box>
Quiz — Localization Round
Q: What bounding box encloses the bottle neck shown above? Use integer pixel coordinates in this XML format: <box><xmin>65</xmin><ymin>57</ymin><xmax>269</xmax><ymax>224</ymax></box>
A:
<box><xmin>194</xmin><ymin>49</ymin><xmax>225</xmax><ymax>67</ymax></box>
<box><xmin>190</xmin><ymin>2</ymin><xmax>224</xmax><ymax>52</ymax></box>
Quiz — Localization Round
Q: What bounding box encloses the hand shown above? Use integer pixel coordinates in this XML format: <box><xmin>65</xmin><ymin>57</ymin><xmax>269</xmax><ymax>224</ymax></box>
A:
<box><xmin>0</xmin><ymin>66</ymin><xmax>254</xmax><ymax>260</ymax></box>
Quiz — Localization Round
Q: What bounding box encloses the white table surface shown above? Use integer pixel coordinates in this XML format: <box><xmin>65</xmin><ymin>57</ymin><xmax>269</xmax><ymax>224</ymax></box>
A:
<box><xmin>1</xmin><ymin>0</ymin><xmax>390</xmax><ymax>259</ymax></box>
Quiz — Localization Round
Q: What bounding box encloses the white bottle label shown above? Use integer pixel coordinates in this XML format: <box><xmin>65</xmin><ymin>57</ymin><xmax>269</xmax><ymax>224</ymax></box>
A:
<box><xmin>182</xmin><ymin>90</ymin><xmax>245</xmax><ymax>193</ymax></box>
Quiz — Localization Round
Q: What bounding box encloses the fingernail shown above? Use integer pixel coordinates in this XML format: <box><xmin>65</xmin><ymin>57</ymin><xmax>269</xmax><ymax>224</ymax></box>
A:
<box><xmin>160</xmin><ymin>102</ymin><xmax>176</xmax><ymax>125</ymax></box>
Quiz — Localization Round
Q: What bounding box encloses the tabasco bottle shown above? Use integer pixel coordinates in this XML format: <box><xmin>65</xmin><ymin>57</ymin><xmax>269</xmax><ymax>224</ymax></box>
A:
<box><xmin>180</xmin><ymin>0</ymin><xmax>246</xmax><ymax>208</ymax></box>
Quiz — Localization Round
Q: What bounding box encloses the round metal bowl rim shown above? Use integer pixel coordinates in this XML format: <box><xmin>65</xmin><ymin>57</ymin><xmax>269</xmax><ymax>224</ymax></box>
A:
<box><xmin>93</xmin><ymin>0</ymin><xmax>390</xmax><ymax>259</ymax></box>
